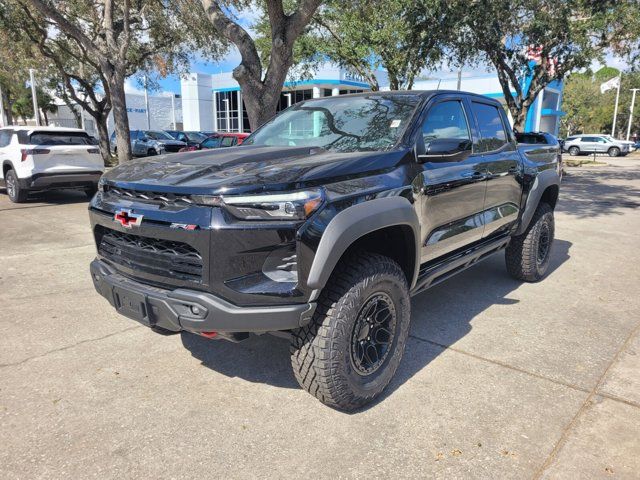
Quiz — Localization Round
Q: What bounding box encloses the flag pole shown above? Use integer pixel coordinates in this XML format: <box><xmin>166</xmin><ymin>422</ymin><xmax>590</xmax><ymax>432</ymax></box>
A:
<box><xmin>627</xmin><ymin>89</ymin><xmax>638</xmax><ymax>142</ymax></box>
<box><xmin>611</xmin><ymin>76</ymin><xmax>621</xmax><ymax>138</ymax></box>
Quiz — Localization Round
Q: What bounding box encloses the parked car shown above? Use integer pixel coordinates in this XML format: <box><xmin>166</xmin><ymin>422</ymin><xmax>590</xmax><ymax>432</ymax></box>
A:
<box><xmin>563</xmin><ymin>134</ymin><xmax>631</xmax><ymax>157</ymax></box>
<box><xmin>634</xmin><ymin>140</ymin><xmax>640</xmax><ymax>151</ymax></box>
<box><xmin>0</xmin><ymin>126</ymin><xmax>104</xmax><ymax>203</ymax></box>
<box><xmin>89</xmin><ymin>91</ymin><xmax>560</xmax><ymax>410</ymax></box>
<box><xmin>110</xmin><ymin>130</ymin><xmax>186</xmax><ymax>157</ymax></box>
<box><xmin>178</xmin><ymin>132</ymin><xmax>249</xmax><ymax>152</ymax></box>
<box><xmin>165</xmin><ymin>130</ymin><xmax>209</xmax><ymax>148</ymax></box>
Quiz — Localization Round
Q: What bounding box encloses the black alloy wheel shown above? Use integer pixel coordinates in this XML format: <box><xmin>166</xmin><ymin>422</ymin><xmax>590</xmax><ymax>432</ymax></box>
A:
<box><xmin>350</xmin><ymin>293</ymin><xmax>397</xmax><ymax>375</ymax></box>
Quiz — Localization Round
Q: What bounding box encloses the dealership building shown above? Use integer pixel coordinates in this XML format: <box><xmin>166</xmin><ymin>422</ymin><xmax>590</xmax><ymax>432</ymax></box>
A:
<box><xmin>181</xmin><ymin>64</ymin><xmax>564</xmax><ymax>135</ymax></box>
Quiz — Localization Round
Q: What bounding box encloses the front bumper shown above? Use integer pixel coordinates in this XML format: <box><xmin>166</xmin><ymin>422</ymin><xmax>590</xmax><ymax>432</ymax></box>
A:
<box><xmin>19</xmin><ymin>171</ymin><xmax>103</xmax><ymax>190</ymax></box>
<box><xmin>90</xmin><ymin>259</ymin><xmax>316</xmax><ymax>333</ymax></box>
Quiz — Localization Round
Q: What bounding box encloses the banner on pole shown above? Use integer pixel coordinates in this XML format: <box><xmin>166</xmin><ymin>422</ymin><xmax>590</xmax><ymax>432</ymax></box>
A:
<box><xmin>600</xmin><ymin>76</ymin><xmax>621</xmax><ymax>94</ymax></box>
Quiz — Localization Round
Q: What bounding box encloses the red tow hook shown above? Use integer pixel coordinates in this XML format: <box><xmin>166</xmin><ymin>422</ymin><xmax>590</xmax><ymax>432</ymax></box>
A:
<box><xmin>199</xmin><ymin>331</ymin><xmax>218</xmax><ymax>339</ymax></box>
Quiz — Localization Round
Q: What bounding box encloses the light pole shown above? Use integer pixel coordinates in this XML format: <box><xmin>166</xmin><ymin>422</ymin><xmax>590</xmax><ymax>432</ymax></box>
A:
<box><xmin>171</xmin><ymin>93</ymin><xmax>176</xmax><ymax>130</ymax></box>
<box><xmin>29</xmin><ymin>69</ymin><xmax>40</xmax><ymax>126</ymax></box>
<box><xmin>627</xmin><ymin>89</ymin><xmax>639</xmax><ymax>142</ymax></box>
<box><xmin>222</xmin><ymin>98</ymin><xmax>230</xmax><ymax>132</ymax></box>
<box><xmin>144</xmin><ymin>75</ymin><xmax>151</xmax><ymax>129</ymax></box>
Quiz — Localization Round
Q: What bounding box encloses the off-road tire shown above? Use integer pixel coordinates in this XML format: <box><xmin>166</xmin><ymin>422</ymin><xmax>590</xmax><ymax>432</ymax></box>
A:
<box><xmin>5</xmin><ymin>169</ymin><xmax>28</xmax><ymax>203</ymax></box>
<box><xmin>608</xmin><ymin>147</ymin><xmax>620</xmax><ymax>157</ymax></box>
<box><xmin>506</xmin><ymin>202</ymin><xmax>555</xmax><ymax>282</ymax></box>
<box><xmin>568</xmin><ymin>146</ymin><xmax>580</xmax><ymax>156</ymax></box>
<box><xmin>290</xmin><ymin>252</ymin><xmax>411</xmax><ymax>411</ymax></box>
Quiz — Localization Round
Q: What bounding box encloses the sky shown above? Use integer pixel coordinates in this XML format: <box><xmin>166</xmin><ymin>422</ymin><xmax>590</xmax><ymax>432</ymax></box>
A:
<box><xmin>126</xmin><ymin>45</ymin><xmax>630</xmax><ymax>97</ymax></box>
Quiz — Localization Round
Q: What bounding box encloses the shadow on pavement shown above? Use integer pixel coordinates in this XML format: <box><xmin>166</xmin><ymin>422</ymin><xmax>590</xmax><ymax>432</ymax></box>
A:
<box><xmin>559</xmin><ymin>169</ymin><xmax>640</xmax><ymax>219</ymax></box>
<box><xmin>0</xmin><ymin>187</ymin><xmax>90</xmax><ymax>206</ymax></box>
<box><xmin>182</xmin><ymin>239</ymin><xmax>572</xmax><ymax>409</ymax></box>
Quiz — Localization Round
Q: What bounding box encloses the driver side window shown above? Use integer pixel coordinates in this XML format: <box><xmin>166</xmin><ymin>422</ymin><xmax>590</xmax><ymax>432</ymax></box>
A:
<box><xmin>422</xmin><ymin>101</ymin><xmax>471</xmax><ymax>147</ymax></box>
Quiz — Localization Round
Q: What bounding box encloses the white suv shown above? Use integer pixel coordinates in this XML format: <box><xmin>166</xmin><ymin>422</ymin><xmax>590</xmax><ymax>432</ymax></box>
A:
<box><xmin>0</xmin><ymin>126</ymin><xmax>104</xmax><ymax>203</ymax></box>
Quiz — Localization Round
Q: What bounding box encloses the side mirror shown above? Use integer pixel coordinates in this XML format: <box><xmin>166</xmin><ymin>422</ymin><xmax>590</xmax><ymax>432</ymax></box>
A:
<box><xmin>418</xmin><ymin>138</ymin><xmax>472</xmax><ymax>162</ymax></box>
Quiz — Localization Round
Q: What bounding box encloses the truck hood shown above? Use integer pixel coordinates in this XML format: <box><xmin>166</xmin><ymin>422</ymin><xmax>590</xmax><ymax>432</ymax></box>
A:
<box><xmin>103</xmin><ymin>145</ymin><xmax>407</xmax><ymax>194</ymax></box>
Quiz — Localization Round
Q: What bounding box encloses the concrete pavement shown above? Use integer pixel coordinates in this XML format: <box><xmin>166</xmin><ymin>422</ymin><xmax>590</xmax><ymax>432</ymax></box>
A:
<box><xmin>1</xmin><ymin>159</ymin><xmax>639</xmax><ymax>479</ymax></box>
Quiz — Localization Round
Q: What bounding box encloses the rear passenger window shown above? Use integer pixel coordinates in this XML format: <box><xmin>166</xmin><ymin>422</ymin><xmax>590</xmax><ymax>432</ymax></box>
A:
<box><xmin>470</xmin><ymin>102</ymin><xmax>508</xmax><ymax>152</ymax></box>
<box><xmin>0</xmin><ymin>130</ymin><xmax>12</xmax><ymax>147</ymax></box>
<box><xmin>221</xmin><ymin>136</ymin><xmax>234</xmax><ymax>147</ymax></box>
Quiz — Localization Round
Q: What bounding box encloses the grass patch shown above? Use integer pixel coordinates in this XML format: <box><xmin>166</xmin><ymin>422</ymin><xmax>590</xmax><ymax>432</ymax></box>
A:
<box><xmin>564</xmin><ymin>158</ymin><xmax>608</xmax><ymax>167</ymax></box>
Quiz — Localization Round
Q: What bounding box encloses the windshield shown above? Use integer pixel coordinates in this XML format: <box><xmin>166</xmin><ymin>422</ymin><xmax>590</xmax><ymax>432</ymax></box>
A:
<box><xmin>145</xmin><ymin>131</ymin><xmax>174</xmax><ymax>140</ymax></box>
<box><xmin>186</xmin><ymin>132</ymin><xmax>208</xmax><ymax>142</ymax></box>
<box><xmin>244</xmin><ymin>94</ymin><xmax>421</xmax><ymax>152</ymax></box>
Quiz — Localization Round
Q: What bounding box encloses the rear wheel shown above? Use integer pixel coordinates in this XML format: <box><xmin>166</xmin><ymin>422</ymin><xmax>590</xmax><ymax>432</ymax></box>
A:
<box><xmin>506</xmin><ymin>202</ymin><xmax>555</xmax><ymax>282</ymax></box>
<box><xmin>84</xmin><ymin>185</ymin><xmax>98</xmax><ymax>199</ymax></box>
<box><xmin>5</xmin><ymin>169</ymin><xmax>28</xmax><ymax>203</ymax></box>
<box><xmin>568</xmin><ymin>146</ymin><xmax>580</xmax><ymax>156</ymax></box>
<box><xmin>608</xmin><ymin>147</ymin><xmax>620</xmax><ymax>157</ymax></box>
<box><xmin>290</xmin><ymin>252</ymin><xmax>411</xmax><ymax>411</ymax></box>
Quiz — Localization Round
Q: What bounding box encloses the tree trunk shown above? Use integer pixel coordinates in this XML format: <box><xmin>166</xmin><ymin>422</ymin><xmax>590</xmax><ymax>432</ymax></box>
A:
<box><xmin>1</xmin><ymin>88</ymin><xmax>13</xmax><ymax>125</ymax></box>
<box><xmin>95</xmin><ymin>113</ymin><xmax>112</xmax><ymax>166</ymax></box>
<box><xmin>239</xmin><ymin>84</ymin><xmax>281</xmax><ymax>131</ymax></box>
<box><xmin>106</xmin><ymin>67</ymin><xmax>132</xmax><ymax>162</ymax></box>
<box><xmin>511</xmin><ymin>109</ymin><xmax>527</xmax><ymax>132</ymax></box>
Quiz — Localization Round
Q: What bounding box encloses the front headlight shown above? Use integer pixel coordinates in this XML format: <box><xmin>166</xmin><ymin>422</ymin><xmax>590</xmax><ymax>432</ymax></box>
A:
<box><xmin>221</xmin><ymin>189</ymin><xmax>324</xmax><ymax>221</ymax></box>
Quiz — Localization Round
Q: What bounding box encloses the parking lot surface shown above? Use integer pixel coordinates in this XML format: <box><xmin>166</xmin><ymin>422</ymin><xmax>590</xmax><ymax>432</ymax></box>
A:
<box><xmin>1</xmin><ymin>157</ymin><xmax>639</xmax><ymax>479</ymax></box>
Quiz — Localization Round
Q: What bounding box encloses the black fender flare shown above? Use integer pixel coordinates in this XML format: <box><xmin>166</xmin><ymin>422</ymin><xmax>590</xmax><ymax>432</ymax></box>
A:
<box><xmin>515</xmin><ymin>168</ymin><xmax>560</xmax><ymax>236</ymax></box>
<box><xmin>306</xmin><ymin>196</ymin><xmax>421</xmax><ymax>290</ymax></box>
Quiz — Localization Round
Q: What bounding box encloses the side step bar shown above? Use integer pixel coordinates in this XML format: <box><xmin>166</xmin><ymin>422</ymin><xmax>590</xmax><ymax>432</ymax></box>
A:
<box><xmin>411</xmin><ymin>236</ymin><xmax>511</xmax><ymax>296</ymax></box>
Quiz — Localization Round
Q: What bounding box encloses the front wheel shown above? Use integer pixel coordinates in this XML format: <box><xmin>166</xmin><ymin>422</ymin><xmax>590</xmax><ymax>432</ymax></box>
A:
<box><xmin>608</xmin><ymin>147</ymin><xmax>620</xmax><ymax>157</ymax></box>
<box><xmin>506</xmin><ymin>202</ymin><xmax>555</xmax><ymax>282</ymax></box>
<box><xmin>568</xmin><ymin>146</ymin><xmax>580</xmax><ymax>156</ymax></box>
<box><xmin>290</xmin><ymin>252</ymin><xmax>411</xmax><ymax>411</ymax></box>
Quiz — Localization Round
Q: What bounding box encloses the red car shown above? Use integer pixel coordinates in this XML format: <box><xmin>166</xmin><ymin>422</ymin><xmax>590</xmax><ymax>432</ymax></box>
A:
<box><xmin>179</xmin><ymin>132</ymin><xmax>249</xmax><ymax>152</ymax></box>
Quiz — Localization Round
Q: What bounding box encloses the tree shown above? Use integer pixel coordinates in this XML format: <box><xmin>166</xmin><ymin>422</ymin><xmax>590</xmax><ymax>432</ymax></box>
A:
<box><xmin>560</xmin><ymin>67</ymin><xmax>640</xmax><ymax>137</ymax></box>
<box><xmin>200</xmin><ymin>0</ymin><xmax>323</xmax><ymax>130</ymax></box>
<box><xmin>19</xmin><ymin>0</ymin><xmax>225</xmax><ymax>162</ymax></box>
<box><xmin>313</xmin><ymin>0</ymin><xmax>456</xmax><ymax>91</ymax></box>
<box><xmin>445</xmin><ymin>0</ymin><xmax>615</xmax><ymax>131</ymax></box>
<box><xmin>0</xmin><ymin>19</ymin><xmax>38</xmax><ymax>126</ymax></box>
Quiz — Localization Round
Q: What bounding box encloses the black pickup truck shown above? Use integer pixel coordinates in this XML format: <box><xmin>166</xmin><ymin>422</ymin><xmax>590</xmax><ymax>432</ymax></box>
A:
<box><xmin>89</xmin><ymin>91</ymin><xmax>561</xmax><ymax>411</ymax></box>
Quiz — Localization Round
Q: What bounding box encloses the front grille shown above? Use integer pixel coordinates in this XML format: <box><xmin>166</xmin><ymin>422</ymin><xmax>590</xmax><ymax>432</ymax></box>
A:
<box><xmin>98</xmin><ymin>229</ymin><xmax>203</xmax><ymax>283</ymax></box>
<box><xmin>105</xmin><ymin>186</ymin><xmax>194</xmax><ymax>206</ymax></box>
<box><xmin>163</xmin><ymin>144</ymin><xmax>182</xmax><ymax>153</ymax></box>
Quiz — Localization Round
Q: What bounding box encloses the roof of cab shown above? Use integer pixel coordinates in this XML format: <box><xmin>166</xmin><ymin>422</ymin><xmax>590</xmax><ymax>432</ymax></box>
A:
<box><xmin>300</xmin><ymin>89</ymin><xmax>502</xmax><ymax>104</ymax></box>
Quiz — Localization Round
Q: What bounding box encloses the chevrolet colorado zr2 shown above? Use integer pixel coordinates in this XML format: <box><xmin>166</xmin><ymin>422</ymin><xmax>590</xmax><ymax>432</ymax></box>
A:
<box><xmin>88</xmin><ymin>91</ymin><xmax>561</xmax><ymax>411</ymax></box>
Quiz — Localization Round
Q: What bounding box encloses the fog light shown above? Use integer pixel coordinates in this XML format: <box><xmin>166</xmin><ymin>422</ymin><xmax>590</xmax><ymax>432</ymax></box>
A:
<box><xmin>190</xmin><ymin>305</ymin><xmax>201</xmax><ymax>316</ymax></box>
<box><xmin>262</xmin><ymin>245</ymin><xmax>298</xmax><ymax>283</ymax></box>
